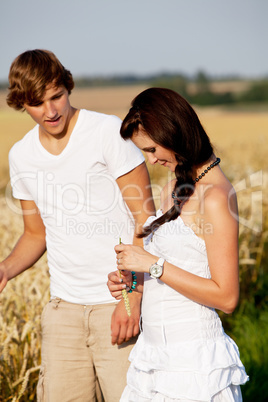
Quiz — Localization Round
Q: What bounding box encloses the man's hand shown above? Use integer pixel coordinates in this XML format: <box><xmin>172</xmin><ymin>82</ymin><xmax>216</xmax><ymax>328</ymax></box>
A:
<box><xmin>107</xmin><ymin>269</ymin><xmax>133</xmax><ymax>300</ymax></box>
<box><xmin>111</xmin><ymin>292</ymin><xmax>142</xmax><ymax>345</ymax></box>
<box><xmin>0</xmin><ymin>265</ymin><xmax>8</xmax><ymax>293</ymax></box>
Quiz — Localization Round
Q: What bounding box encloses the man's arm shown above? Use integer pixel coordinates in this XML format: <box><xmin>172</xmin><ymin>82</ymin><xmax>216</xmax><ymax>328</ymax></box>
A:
<box><xmin>116</xmin><ymin>161</ymin><xmax>155</xmax><ymax>244</ymax></box>
<box><xmin>0</xmin><ymin>200</ymin><xmax>46</xmax><ymax>292</ymax></box>
<box><xmin>111</xmin><ymin>162</ymin><xmax>155</xmax><ymax>345</ymax></box>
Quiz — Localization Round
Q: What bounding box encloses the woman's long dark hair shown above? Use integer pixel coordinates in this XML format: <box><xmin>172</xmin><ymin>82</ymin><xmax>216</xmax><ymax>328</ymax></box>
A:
<box><xmin>120</xmin><ymin>87</ymin><xmax>214</xmax><ymax>237</ymax></box>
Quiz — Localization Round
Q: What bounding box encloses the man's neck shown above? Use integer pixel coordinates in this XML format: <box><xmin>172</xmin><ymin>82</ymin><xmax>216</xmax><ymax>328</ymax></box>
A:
<box><xmin>39</xmin><ymin>108</ymin><xmax>79</xmax><ymax>155</ymax></box>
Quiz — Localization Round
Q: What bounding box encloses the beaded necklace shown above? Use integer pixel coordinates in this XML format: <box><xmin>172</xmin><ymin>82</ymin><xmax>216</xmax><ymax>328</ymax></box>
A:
<box><xmin>172</xmin><ymin>157</ymin><xmax>221</xmax><ymax>201</ymax></box>
<box><xmin>193</xmin><ymin>157</ymin><xmax>221</xmax><ymax>183</ymax></box>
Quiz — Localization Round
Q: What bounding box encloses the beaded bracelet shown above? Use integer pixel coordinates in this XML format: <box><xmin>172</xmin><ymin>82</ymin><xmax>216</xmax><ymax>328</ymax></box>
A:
<box><xmin>128</xmin><ymin>271</ymin><xmax>137</xmax><ymax>293</ymax></box>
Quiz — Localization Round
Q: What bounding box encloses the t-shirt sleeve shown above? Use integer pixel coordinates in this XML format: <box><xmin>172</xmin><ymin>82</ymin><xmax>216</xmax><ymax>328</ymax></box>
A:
<box><xmin>101</xmin><ymin>115</ymin><xmax>145</xmax><ymax>179</ymax></box>
<box><xmin>8</xmin><ymin>144</ymin><xmax>34</xmax><ymax>200</ymax></box>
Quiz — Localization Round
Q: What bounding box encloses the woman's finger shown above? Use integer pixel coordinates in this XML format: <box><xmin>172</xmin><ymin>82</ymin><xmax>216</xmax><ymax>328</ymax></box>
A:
<box><xmin>114</xmin><ymin>244</ymin><xmax>127</xmax><ymax>253</ymax></box>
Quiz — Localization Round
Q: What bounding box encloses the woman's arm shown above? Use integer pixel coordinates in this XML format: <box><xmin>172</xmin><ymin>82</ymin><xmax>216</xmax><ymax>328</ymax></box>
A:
<box><xmin>164</xmin><ymin>185</ymin><xmax>239</xmax><ymax>313</ymax></box>
<box><xmin>116</xmin><ymin>186</ymin><xmax>239</xmax><ymax>314</ymax></box>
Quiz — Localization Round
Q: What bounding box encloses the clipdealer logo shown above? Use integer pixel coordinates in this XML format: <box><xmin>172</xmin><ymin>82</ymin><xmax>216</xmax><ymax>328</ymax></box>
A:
<box><xmin>231</xmin><ymin>170</ymin><xmax>263</xmax><ymax>233</ymax></box>
<box><xmin>5</xmin><ymin>169</ymin><xmax>264</xmax><ymax>234</ymax></box>
<box><xmin>4</xmin><ymin>170</ymin><xmax>145</xmax><ymax>232</ymax></box>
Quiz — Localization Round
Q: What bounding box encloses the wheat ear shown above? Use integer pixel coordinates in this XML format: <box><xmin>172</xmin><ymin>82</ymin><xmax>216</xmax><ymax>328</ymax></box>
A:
<box><xmin>118</xmin><ymin>238</ymin><xmax>131</xmax><ymax>317</ymax></box>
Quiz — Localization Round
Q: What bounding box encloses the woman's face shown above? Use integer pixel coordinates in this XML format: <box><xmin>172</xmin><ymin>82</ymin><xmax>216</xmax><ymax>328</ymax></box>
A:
<box><xmin>132</xmin><ymin>127</ymin><xmax>177</xmax><ymax>172</ymax></box>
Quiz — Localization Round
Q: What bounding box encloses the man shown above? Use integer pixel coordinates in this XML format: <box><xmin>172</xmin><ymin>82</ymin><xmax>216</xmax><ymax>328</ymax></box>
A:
<box><xmin>0</xmin><ymin>49</ymin><xmax>155</xmax><ymax>401</ymax></box>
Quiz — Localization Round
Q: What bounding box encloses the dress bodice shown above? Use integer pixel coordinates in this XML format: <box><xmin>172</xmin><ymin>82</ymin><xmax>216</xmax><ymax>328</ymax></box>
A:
<box><xmin>142</xmin><ymin>211</ymin><xmax>222</xmax><ymax>344</ymax></box>
<box><xmin>144</xmin><ymin>210</ymin><xmax>208</xmax><ymax>274</ymax></box>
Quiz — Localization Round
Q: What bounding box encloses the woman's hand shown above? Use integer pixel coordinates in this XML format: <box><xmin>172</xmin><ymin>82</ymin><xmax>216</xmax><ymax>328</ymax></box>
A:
<box><xmin>107</xmin><ymin>270</ymin><xmax>133</xmax><ymax>300</ymax></box>
<box><xmin>115</xmin><ymin>243</ymin><xmax>156</xmax><ymax>273</ymax></box>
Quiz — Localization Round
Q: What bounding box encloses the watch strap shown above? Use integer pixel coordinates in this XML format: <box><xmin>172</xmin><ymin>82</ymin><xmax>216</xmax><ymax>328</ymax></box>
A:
<box><xmin>157</xmin><ymin>257</ymin><xmax>165</xmax><ymax>267</ymax></box>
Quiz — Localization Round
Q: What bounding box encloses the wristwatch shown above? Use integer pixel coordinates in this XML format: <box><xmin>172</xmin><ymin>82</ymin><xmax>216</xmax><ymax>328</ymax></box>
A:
<box><xmin>149</xmin><ymin>258</ymin><xmax>165</xmax><ymax>279</ymax></box>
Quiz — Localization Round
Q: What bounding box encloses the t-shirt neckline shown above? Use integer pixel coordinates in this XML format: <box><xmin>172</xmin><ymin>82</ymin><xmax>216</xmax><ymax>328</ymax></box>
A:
<box><xmin>35</xmin><ymin>109</ymin><xmax>82</xmax><ymax>158</ymax></box>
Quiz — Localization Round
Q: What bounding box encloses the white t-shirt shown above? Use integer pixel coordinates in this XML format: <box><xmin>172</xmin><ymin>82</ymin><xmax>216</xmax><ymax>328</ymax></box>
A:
<box><xmin>9</xmin><ymin>109</ymin><xmax>144</xmax><ymax>304</ymax></box>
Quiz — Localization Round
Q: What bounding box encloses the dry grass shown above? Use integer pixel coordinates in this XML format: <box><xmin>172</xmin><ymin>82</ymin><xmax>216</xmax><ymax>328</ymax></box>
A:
<box><xmin>0</xmin><ymin>197</ymin><xmax>49</xmax><ymax>401</ymax></box>
<box><xmin>0</xmin><ymin>85</ymin><xmax>267</xmax><ymax>400</ymax></box>
<box><xmin>187</xmin><ymin>80</ymin><xmax>252</xmax><ymax>95</ymax></box>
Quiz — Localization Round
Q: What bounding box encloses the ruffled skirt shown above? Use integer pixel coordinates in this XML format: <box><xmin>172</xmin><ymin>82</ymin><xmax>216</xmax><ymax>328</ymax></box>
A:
<box><xmin>120</xmin><ymin>330</ymin><xmax>248</xmax><ymax>402</ymax></box>
<box><xmin>121</xmin><ymin>383</ymin><xmax>242</xmax><ymax>401</ymax></box>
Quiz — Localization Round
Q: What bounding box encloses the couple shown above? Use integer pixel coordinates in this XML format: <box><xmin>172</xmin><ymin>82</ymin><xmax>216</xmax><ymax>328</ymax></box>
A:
<box><xmin>1</xmin><ymin>49</ymin><xmax>247</xmax><ymax>401</ymax></box>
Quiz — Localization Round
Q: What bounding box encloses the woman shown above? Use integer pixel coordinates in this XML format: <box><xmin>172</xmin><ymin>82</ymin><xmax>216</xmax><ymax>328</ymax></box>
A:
<box><xmin>107</xmin><ymin>88</ymin><xmax>248</xmax><ymax>401</ymax></box>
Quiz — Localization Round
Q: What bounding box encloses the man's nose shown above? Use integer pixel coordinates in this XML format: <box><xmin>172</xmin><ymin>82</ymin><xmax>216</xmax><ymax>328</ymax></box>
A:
<box><xmin>44</xmin><ymin>101</ymin><xmax>57</xmax><ymax>118</ymax></box>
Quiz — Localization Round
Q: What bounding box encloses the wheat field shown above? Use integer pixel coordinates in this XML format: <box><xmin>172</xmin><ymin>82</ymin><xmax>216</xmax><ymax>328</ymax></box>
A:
<box><xmin>0</xmin><ymin>86</ymin><xmax>267</xmax><ymax>400</ymax></box>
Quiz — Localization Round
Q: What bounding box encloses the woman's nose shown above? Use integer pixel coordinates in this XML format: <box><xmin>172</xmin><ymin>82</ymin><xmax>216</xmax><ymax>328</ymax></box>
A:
<box><xmin>147</xmin><ymin>153</ymin><xmax>158</xmax><ymax>165</ymax></box>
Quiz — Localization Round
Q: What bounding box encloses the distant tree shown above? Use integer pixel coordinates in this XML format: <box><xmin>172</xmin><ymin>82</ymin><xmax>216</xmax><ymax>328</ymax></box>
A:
<box><xmin>150</xmin><ymin>74</ymin><xmax>188</xmax><ymax>98</ymax></box>
<box><xmin>195</xmin><ymin>70</ymin><xmax>210</xmax><ymax>93</ymax></box>
<box><xmin>239</xmin><ymin>80</ymin><xmax>268</xmax><ymax>103</ymax></box>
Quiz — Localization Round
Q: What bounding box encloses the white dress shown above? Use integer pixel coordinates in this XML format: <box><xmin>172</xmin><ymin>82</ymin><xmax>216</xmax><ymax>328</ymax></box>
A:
<box><xmin>121</xmin><ymin>211</ymin><xmax>248</xmax><ymax>402</ymax></box>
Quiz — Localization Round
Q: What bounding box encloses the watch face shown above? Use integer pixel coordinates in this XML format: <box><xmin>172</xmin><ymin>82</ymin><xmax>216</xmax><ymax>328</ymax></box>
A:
<box><xmin>150</xmin><ymin>263</ymin><xmax>162</xmax><ymax>278</ymax></box>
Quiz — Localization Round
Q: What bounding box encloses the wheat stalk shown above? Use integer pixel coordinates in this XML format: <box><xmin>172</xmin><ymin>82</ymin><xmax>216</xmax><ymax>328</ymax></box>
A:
<box><xmin>118</xmin><ymin>238</ymin><xmax>131</xmax><ymax>317</ymax></box>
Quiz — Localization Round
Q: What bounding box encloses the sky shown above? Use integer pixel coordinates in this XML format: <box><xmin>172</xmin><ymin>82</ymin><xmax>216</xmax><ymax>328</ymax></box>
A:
<box><xmin>1</xmin><ymin>0</ymin><xmax>267</xmax><ymax>83</ymax></box>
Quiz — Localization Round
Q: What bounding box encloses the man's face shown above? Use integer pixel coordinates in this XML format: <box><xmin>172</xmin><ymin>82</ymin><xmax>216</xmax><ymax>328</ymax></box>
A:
<box><xmin>23</xmin><ymin>85</ymin><xmax>73</xmax><ymax>138</ymax></box>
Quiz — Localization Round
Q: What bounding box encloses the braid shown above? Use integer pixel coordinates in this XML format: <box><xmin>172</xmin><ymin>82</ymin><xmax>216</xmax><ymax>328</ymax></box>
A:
<box><xmin>137</xmin><ymin>159</ymin><xmax>195</xmax><ymax>238</ymax></box>
<box><xmin>172</xmin><ymin>159</ymin><xmax>195</xmax><ymax>213</ymax></box>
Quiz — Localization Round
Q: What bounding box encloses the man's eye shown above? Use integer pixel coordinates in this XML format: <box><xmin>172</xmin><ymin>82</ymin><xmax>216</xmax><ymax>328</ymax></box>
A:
<box><xmin>29</xmin><ymin>101</ymin><xmax>43</xmax><ymax>107</ymax></box>
<box><xmin>53</xmin><ymin>93</ymin><xmax>63</xmax><ymax>100</ymax></box>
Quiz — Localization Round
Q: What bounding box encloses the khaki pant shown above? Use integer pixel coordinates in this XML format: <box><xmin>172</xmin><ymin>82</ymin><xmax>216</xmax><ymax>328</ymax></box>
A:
<box><xmin>37</xmin><ymin>298</ymin><xmax>136</xmax><ymax>402</ymax></box>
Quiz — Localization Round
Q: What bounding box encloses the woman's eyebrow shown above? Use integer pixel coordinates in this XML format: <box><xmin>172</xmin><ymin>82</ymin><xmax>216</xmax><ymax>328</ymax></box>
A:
<box><xmin>142</xmin><ymin>146</ymin><xmax>155</xmax><ymax>152</ymax></box>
